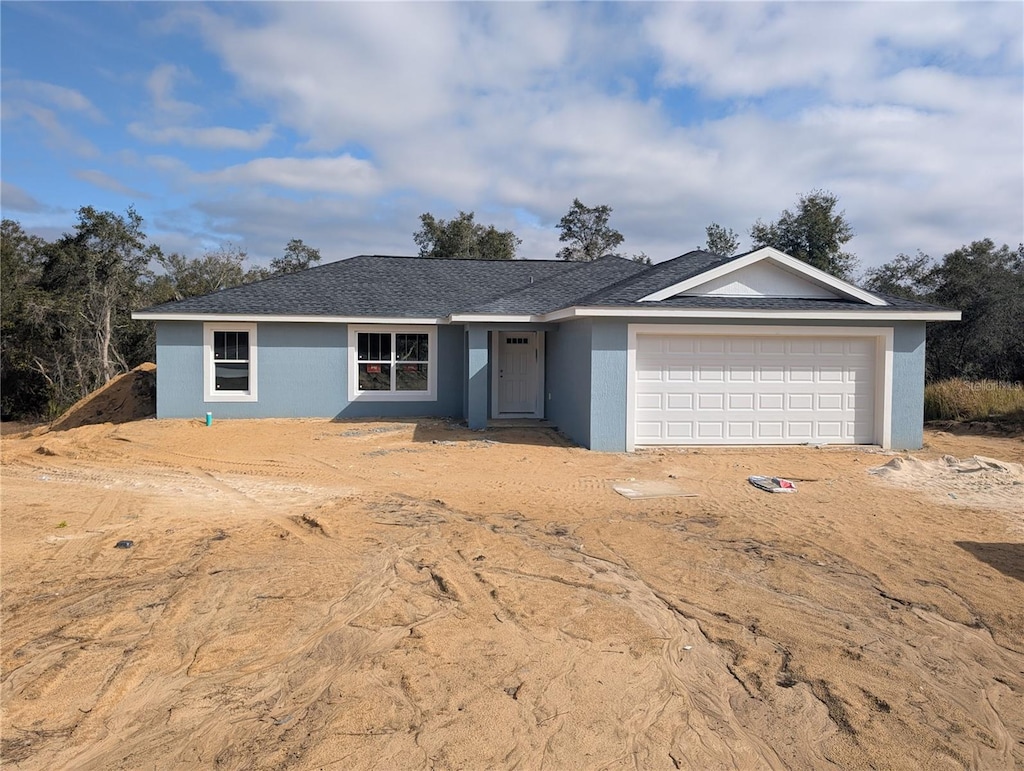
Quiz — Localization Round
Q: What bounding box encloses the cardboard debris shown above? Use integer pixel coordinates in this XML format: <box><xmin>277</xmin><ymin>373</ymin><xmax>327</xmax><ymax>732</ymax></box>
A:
<box><xmin>612</xmin><ymin>480</ymin><xmax>699</xmax><ymax>500</ymax></box>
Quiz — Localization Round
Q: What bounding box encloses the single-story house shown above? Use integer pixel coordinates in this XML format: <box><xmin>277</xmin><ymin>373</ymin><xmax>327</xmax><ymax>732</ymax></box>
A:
<box><xmin>133</xmin><ymin>247</ymin><xmax>960</xmax><ymax>451</ymax></box>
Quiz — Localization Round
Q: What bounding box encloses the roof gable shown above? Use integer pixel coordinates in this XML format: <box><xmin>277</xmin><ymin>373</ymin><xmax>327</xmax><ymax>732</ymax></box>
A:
<box><xmin>640</xmin><ymin>247</ymin><xmax>887</xmax><ymax>306</ymax></box>
<box><xmin>679</xmin><ymin>259</ymin><xmax>842</xmax><ymax>299</ymax></box>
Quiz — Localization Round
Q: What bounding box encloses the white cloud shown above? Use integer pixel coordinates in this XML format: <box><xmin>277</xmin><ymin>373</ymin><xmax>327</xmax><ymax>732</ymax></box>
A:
<box><xmin>1</xmin><ymin>180</ymin><xmax>49</xmax><ymax>213</ymax></box>
<box><xmin>128</xmin><ymin>122</ymin><xmax>275</xmax><ymax>150</ymax></box>
<box><xmin>2</xmin><ymin>102</ymin><xmax>99</xmax><ymax>157</ymax></box>
<box><xmin>199</xmin><ymin>155</ymin><xmax>382</xmax><ymax>196</ymax></box>
<box><xmin>74</xmin><ymin>169</ymin><xmax>150</xmax><ymax>199</ymax></box>
<box><xmin>1</xmin><ymin>79</ymin><xmax>103</xmax><ymax>157</ymax></box>
<box><xmin>5</xmin><ymin>79</ymin><xmax>105</xmax><ymax>121</ymax></box>
<box><xmin>145</xmin><ymin>63</ymin><xmax>201</xmax><ymax>120</ymax></box>
<box><xmin>644</xmin><ymin>3</ymin><xmax>1021</xmax><ymax>101</ymax></box>
<box><xmin>100</xmin><ymin>2</ymin><xmax>1021</xmax><ymax>268</ymax></box>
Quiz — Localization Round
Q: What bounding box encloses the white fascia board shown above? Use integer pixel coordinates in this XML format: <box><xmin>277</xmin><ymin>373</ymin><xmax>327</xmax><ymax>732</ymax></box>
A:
<box><xmin>541</xmin><ymin>306</ymin><xmax>961</xmax><ymax>322</ymax></box>
<box><xmin>640</xmin><ymin>247</ymin><xmax>887</xmax><ymax>306</ymax></box>
<box><xmin>132</xmin><ymin>312</ymin><xmax>447</xmax><ymax>324</ymax></box>
<box><xmin>447</xmin><ymin>314</ymin><xmax>539</xmax><ymax>323</ymax></box>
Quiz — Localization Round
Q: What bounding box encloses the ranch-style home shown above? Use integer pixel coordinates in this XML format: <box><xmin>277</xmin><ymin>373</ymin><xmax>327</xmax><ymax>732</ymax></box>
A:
<box><xmin>133</xmin><ymin>247</ymin><xmax>960</xmax><ymax>451</ymax></box>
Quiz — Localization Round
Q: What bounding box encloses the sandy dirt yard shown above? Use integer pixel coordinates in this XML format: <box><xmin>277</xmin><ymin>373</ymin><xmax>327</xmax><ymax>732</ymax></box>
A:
<box><xmin>1</xmin><ymin>418</ymin><xmax>1022</xmax><ymax>770</ymax></box>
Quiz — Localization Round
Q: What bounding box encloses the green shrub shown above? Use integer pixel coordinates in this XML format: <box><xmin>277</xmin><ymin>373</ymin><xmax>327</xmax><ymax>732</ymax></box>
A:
<box><xmin>924</xmin><ymin>379</ymin><xmax>1024</xmax><ymax>422</ymax></box>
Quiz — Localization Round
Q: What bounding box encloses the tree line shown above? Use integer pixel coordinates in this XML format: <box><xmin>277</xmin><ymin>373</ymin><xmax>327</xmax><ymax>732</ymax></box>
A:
<box><xmin>1</xmin><ymin>209</ymin><xmax>322</xmax><ymax>420</ymax></box>
<box><xmin>2</xmin><ymin>193</ymin><xmax>1020</xmax><ymax>420</ymax></box>
<box><xmin>415</xmin><ymin>190</ymin><xmax>858</xmax><ymax>276</ymax></box>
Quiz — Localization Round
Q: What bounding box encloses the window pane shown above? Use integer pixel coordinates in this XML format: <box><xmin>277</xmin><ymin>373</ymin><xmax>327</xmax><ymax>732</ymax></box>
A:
<box><xmin>234</xmin><ymin>332</ymin><xmax>248</xmax><ymax>361</ymax></box>
<box><xmin>359</xmin><ymin>332</ymin><xmax>390</xmax><ymax>361</ymax></box>
<box><xmin>396</xmin><ymin>363</ymin><xmax>428</xmax><ymax>391</ymax></box>
<box><xmin>215</xmin><ymin>362</ymin><xmax>249</xmax><ymax>391</ymax></box>
<box><xmin>396</xmin><ymin>333</ymin><xmax>428</xmax><ymax>362</ymax></box>
<box><xmin>214</xmin><ymin>331</ymin><xmax>249</xmax><ymax>361</ymax></box>
<box><xmin>358</xmin><ymin>363</ymin><xmax>391</xmax><ymax>390</ymax></box>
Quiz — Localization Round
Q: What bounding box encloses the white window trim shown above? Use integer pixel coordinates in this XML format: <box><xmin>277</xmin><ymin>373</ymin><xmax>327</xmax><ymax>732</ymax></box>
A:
<box><xmin>348</xmin><ymin>325</ymin><xmax>438</xmax><ymax>402</ymax></box>
<box><xmin>203</xmin><ymin>322</ymin><xmax>258</xmax><ymax>403</ymax></box>
<box><xmin>625</xmin><ymin>324</ymin><xmax>893</xmax><ymax>452</ymax></box>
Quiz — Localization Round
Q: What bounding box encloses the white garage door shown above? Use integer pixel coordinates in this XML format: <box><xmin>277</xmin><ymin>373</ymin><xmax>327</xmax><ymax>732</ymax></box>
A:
<box><xmin>634</xmin><ymin>333</ymin><xmax>876</xmax><ymax>445</ymax></box>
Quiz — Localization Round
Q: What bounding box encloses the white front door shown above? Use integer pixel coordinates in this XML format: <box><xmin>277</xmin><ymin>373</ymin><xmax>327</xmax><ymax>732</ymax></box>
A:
<box><xmin>496</xmin><ymin>332</ymin><xmax>539</xmax><ymax>416</ymax></box>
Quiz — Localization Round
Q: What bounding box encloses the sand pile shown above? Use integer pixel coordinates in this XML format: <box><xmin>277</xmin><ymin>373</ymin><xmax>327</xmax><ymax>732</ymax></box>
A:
<box><xmin>48</xmin><ymin>362</ymin><xmax>156</xmax><ymax>432</ymax></box>
<box><xmin>870</xmin><ymin>453</ymin><xmax>1024</xmax><ymax>515</ymax></box>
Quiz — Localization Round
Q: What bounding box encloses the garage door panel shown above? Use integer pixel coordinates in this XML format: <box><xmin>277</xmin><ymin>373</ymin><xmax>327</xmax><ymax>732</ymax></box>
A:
<box><xmin>696</xmin><ymin>422</ymin><xmax>724</xmax><ymax>438</ymax></box>
<box><xmin>728</xmin><ymin>365</ymin><xmax>755</xmax><ymax>382</ymax></box>
<box><xmin>847</xmin><ymin>340</ymin><xmax>875</xmax><ymax>356</ymax></box>
<box><xmin>818</xmin><ymin>367</ymin><xmax>844</xmax><ymax>383</ymax></box>
<box><xmin>697</xmin><ymin>393</ymin><xmax>724</xmax><ymax>410</ymax></box>
<box><xmin>637</xmin><ymin>336</ymin><xmax>665</xmax><ymax>355</ymax></box>
<box><xmin>666</xmin><ymin>422</ymin><xmax>693</xmax><ymax>438</ymax></box>
<box><xmin>666</xmin><ymin>393</ymin><xmax>693</xmax><ymax>410</ymax></box>
<box><xmin>728</xmin><ymin>393</ymin><xmax>754</xmax><ymax>410</ymax></box>
<box><xmin>697</xmin><ymin>365</ymin><xmax>724</xmax><ymax>382</ymax></box>
<box><xmin>817</xmin><ymin>393</ymin><xmax>843</xmax><ymax>411</ymax></box>
<box><xmin>636</xmin><ymin>366</ymin><xmax>663</xmax><ymax>381</ymax></box>
<box><xmin>635</xmin><ymin>421</ymin><xmax>664</xmax><ymax>439</ymax></box>
<box><xmin>636</xmin><ymin>393</ymin><xmax>662</xmax><ymax>410</ymax></box>
<box><xmin>817</xmin><ymin>421</ymin><xmax>844</xmax><ymax>438</ymax></box>
<box><xmin>789</xmin><ymin>366</ymin><xmax>814</xmax><ymax>383</ymax></box>
<box><xmin>635</xmin><ymin>333</ymin><xmax>877</xmax><ymax>446</ymax></box>
<box><xmin>727</xmin><ymin>422</ymin><xmax>755</xmax><ymax>438</ymax></box>
<box><xmin>666</xmin><ymin>365</ymin><xmax>694</xmax><ymax>382</ymax></box>
<box><xmin>698</xmin><ymin>338</ymin><xmax>726</xmax><ymax>354</ymax></box>
<box><xmin>788</xmin><ymin>393</ymin><xmax>814</xmax><ymax>410</ymax></box>
<box><xmin>786</xmin><ymin>421</ymin><xmax>814</xmax><ymax>439</ymax></box>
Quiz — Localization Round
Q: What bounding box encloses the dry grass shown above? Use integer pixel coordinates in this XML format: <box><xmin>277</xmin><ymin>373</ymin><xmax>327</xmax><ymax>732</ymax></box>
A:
<box><xmin>924</xmin><ymin>378</ymin><xmax>1024</xmax><ymax>423</ymax></box>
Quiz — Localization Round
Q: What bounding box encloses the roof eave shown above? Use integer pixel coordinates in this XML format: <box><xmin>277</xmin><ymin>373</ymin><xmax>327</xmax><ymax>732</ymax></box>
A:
<box><xmin>541</xmin><ymin>306</ymin><xmax>962</xmax><ymax>322</ymax></box>
<box><xmin>131</xmin><ymin>312</ymin><xmax>449</xmax><ymax>324</ymax></box>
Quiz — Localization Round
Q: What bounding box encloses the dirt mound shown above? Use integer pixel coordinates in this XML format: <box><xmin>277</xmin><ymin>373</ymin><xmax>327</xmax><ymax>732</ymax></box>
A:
<box><xmin>869</xmin><ymin>453</ymin><xmax>1024</xmax><ymax>515</ymax></box>
<box><xmin>48</xmin><ymin>362</ymin><xmax>156</xmax><ymax>432</ymax></box>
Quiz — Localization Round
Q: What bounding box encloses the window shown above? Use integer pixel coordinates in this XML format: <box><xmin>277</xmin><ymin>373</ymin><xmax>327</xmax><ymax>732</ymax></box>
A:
<box><xmin>349</xmin><ymin>326</ymin><xmax>437</xmax><ymax>401</ymax></box>
<box><xmin>204</xmin><ymin>322</ymin><xmax>258</xmax><ymax>402</ymax></box>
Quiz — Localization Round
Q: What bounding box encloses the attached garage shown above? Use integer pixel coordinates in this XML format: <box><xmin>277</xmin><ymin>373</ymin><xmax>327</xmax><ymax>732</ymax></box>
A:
<box><xmin>628</xmin><ymin>325</ymin><xmax>892</xmax><ymax>448</ymax></box>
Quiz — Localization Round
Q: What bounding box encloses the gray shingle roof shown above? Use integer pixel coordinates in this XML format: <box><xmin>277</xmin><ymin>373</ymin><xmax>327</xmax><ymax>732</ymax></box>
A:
<box><xmin>138</xmin><ymin>251</ymin><xmax>950</xmax><ymax>318</ymax></box>
<box><xmin>577</xmin><ymin>250</ymin><xmax>737</xmax><ymax>305</ymax></box>
<box><xmin>463</xmin><ymin>255</ymin><xmax>646</xmax><ymax>314</ymax></box>
<box><xmin>140</xmin><ymin>255</ymin><xmax>581</xmax><ymax>317</ymax></box>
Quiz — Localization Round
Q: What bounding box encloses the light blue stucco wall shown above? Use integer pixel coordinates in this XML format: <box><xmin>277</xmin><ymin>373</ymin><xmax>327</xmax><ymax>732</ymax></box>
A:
<box><xmin>466</xmin><ymin>326</ymin><xmax>489</xmax><ymax>429</ymax></box>
<box><xmin>589</xmin><ymin>320</ymin><xmax>629</xmax><ymax>452</ymax></box>
<box><xmin>891</xmin><ymin>322</ymin><xmax>926</xmax><ymax>449</ymax></box>
<box><xmin>155</xmin><ymin>321</ymin><xmax>465</xmax><ymax>420</ymax></box>
<box><xmin>545</xmin><ymin>320</ymin><xmax>592</xmax><ymax>448</ymax></box>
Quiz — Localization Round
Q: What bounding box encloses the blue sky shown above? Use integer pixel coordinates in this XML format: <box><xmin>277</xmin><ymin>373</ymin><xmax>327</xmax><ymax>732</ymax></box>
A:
<box><xmin>2</xmin><ymin>1</ymin><xmax>1022</xmax><ymax>273</ymax></box>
